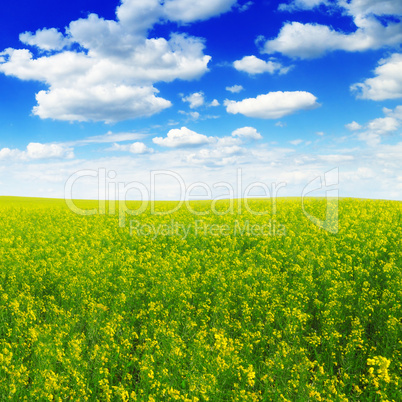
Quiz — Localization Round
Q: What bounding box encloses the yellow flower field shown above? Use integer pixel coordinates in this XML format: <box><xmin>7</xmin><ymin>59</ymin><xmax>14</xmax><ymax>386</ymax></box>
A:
<box><xmin>0</xmin><ymin>196</ymin><xmax>401</xmax><ymax>401</ymax></box>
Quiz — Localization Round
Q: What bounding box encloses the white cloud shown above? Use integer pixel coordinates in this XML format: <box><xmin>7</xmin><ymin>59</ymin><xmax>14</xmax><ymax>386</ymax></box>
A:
<box><xmin>2</xmin><ymin>137</ymin><xmax>402</xmax><ymax>200</ymax></box>
<box><xmin>182</xmin><ymin>91</ymin><xmax>205</xmax><ymax>108</ymax></box>
<box><xmin>67</xmin><ymin>13</ymin><xmax>140</xmax><ymax>58</ymax></box>
<box><xmin>351</xmin><ymin>53</ymin><xmax>402</xmax><ymax>100</ymax></box>
<box><xmin>367</xmin><ymin>116</ymin><xmax>399</xmax><ymax>134</ymax></box>
<box><xmin>215</xmin><ymin>136</ymin><xmax>242</xmax><ymax>147</ymax></box>
<box><xmin>264</xmin><ymin>22</ymin><xmax>372</xmax><ymax>58</ymax></box>
<box><xmin>116</xmin><ymin>0</ymin><xmax>239</xmax><ymax>31</ymax></box>
<box><xmin>0</xmin><ymin>148</ymin><xmax>20</xmax><ymax>160</ymax></box>
<box><xmin>279</xmin><ymin>0</ymin><xmax>328</xmax><ymax>11</ymax></box>
<box><xmin>184</xmin><ymin>135</ymin><xmax>248</xmax><ymax>168</ymax></box>
<box><xmin>317</xmin><ymin>154</ymin><xmax>354</xmax><ymax>163</ymax></box>
<box><xmin>111</xmin><ymin>142</ymin><xmax>153</xmax><ymax>154</ymax></box>
<box><xmin>209</xmin><ymin>99</ymin><xmax>220</xmax><ymax>107</ymax></box>
<box><xmin>226</xmin><ymin>85</ymin><xmax>244</xmax><ymax>93</ymax></box>
<box><xmin>0</xmin><ymin>143</ymin><xmax>74</xmax><ymax>161</ymax></box>
<box><xmin>345</xmin><ymin>121</ymin><xmax>363</xmax><ymax>131</ymax></box>
<box><xmin>189</xmin><ymin>111</ymin><xmax>201</xmax><ymax>119</ymax></box>
<box><xmin>19</xmin><ymin>28</ymin><xmax>70</xmax><ymax>51</ymax></box>
<box><xmin>384</xmin><ymin>105</ymin><xmax>402</xmax><ymax>120</ymax></box>
<box><xmin>26</xmin><ymin>143</ymin><xmax>73</xmax><ymax>159</ymax></box>
<box><xmin>233</xmin><ymin>55</ymin><xmax>290</xmax><ymax>75</ymax></box>
<box><xmin>353</xmin><ymin>105</ymin><xmax>402</xmax><ymax>146</ymax></box>
<box><xmin>237</xmin><ymin>1</ymin><xmax>254</xmax><ymax>12</ymax></box>
<box><xmin>130</xmin><ymin>142</ymin><xmax>153</xmax><ymax>154</ymax></box>
<box><xmin>186</xmin><ymin>145</ymin><xmax>244</xmax><ymax>167</ymax></box>
<box><xmin>163</xmin><ymin>0</ymin><xmax>238</xmax><ymax>23</ymax></box>
<box><xmin>264</xmin><ymin>1</ymin><xmax>402</xmax><ymax>59</ymax></box>
<box><xmin>2</xmin><ymin>30</ymin><xmax>211</xmax><ymax>86</ymax></box>
<box><xmin>70</xmin><ymin>131</ymin><xmax>147</xmax><ymax>145</ymax></box>
<box><xmin>0</xmin><ymin>48</ymin><xmax>92</xmax><ymax>83</ymax></box>
<box><xmin>231</xmin><ymin>126</ymin><xmax>262</xmax><ymax>140</ymax></box>
<box><xmin>224</xmin><ymin>91</ymin><xmax>319</xmax><ymax>119</ymax></box>
<box><xmin>153</xmin><ymin>126</ymin><xmax>213</xmax><ymax>148</ymax></box>
<box><xmin>178</xmin><ymin>110</ymin><xmax>201</xmax><ymax>120</ymax></box>
<box><xmin>343</xmin><ymin>0</ymin><xmax>402</xmax><ymax>18</ymax></box>
<box><xmin>0</xmin><ymin>0</ymin><xmax>223</xmax><ymax>123</ymax></box>
<box><xmin>33</xmin><ymin>85</ymin><xmax>172</xmax><ymax>123</ymax></box>
<box><xmin>116</xmin><ymin>0</ymin><xmax>163</xmax><ymax>36</ymax></box>
<box><xmin>152</xmin><ymin>125</ymin><xmax>261</xmax><ymax>156</ymax></box>
<box><xmin>357</xmin><ymin>132</ymin><xmax>382</xmax><ymax>147</ymax></box>
<box><xmin>289</xmin><ymin>139</ymin><xmax>303</xmax><ymax>145</ymax></box>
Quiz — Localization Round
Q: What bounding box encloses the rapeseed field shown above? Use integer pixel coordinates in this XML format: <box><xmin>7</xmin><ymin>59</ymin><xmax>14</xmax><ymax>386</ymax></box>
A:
<box><xmin>0</xmin><ymin>197</ymin><xmax>401</xmax><ymax>401</ymax></box>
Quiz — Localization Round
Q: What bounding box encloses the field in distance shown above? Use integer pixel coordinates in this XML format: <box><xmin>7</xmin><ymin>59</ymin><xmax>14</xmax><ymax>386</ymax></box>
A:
<box><xmin>0</xmin><ymin>196</ymin><xmax>401</xmax><ymax>401</ymax></box>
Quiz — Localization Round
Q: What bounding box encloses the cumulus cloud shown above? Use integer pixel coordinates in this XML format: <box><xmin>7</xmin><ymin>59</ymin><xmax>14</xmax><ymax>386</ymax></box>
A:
<box><xmin>0</xmin><ymin>0</ymin><xmax>242</xmax><ymax>122</ymax></box>
<box><xmin>344</xmin><ymin>0</ymin><xmax>402</xmax><ymax>17</ymax></box>
<box><xmin>231</xmin><ymin>126</ymin><xmax>262</xmax><ymax>140</ymax></box>
<box><xmin>215</xmin><ymin>136</ymin><xmax>242</xmax><ymax>147</ymax></box>
<box><xmin>357</xmin><ymin>132</ymin><xmax>382</xmax><ymax>147</ymax></box>
<box><xmin>184</xmin><ymin>135</ymin><xmax>247</xmax><ymax>168</ymax></box>
<box><xmin>110</xmin><ymin>142</ymin><xmax>153</xmax><ymax>154</ymax></box>
<box><xmin>2</xmin><ymin>28</ymin><xmax>211</xmax><ymax>85</ymax></box>
<box><xmin>3</xmin><ymin>136</ymin><xmax>402</xmax><ymax>200</ymax></box>
<box><xmin>130</xmin><ymin>142</ymin><xmax>153</xmax><ymax>154</ymax></box>
<box><xmin>115</xmin><ymin>0</ymin><xmax>238</xmax><ymax>31</ymax></box>
<box><xmin>264</xmin><ymin>1</ymin><xmax>402</xmax><ymax>58</ymax></box>
<box><xmin>186</xmin><ymin>145</ymin><xmax>244</xmax><ymax>167</ymax></box>
<box><xmin>345</xmin><ymin>121</ymin><xmax>363</xmax><ymax>131</ymax></box>
<box><xmin>351</xmin><ymin>53</ymin><xmax>402</xmax><ymax>100</ymax></box>
<box><xmin>224</xmin><ymin>91</ymin><xmax>319</xmax><ymax>119</ymax></box>
<box><xmin>384</xmin><ymin>105</ymin><xmax>402</xmax><ymax>120</ymax></box>
<box><xmin>0</xmin><ymin>143</ymin><xmax>74</xmax><ymax>161</ymax></box>
<box><xmin>278</xmin><ymin>0</ymin><xmax>328</xmax><ymax>11</ymax></box>
<box><xmin>163</xmin><ymin>0</ymin><xmax>238</xmax><ymax>23</ymax></box>
<box><xmin>182</xmin><ymin>91</ymin><xmax>205</xmax><ymax>108</ymax></box>
<box><xmin>367</xmin><ymin>116</ymin><xmax>399</xmax><ymax>134</ymax></box>
<box><xmin>19</xmin><ymin>28</ymin><xmax>70</xmax><ymax>51</ymax></box>
<box><xmin>33</xmin><ymin>85</ymin><xmax>172</xmax><ymax>123</ymax></box>
<box><xmin>353</xmin><ymin>105</ymin><xmax>402</xmax><ymax>146</ymax></box>
<box><xmin>226</xmin><ymin>85</ymin><xmax>244</xmax><ymax>93</ymax></box>
<box><xmin>264</xmin><ymin>22</ymin><xmax>353</xmax><ymax>59</ymax></box>
<box><xmin>153</xmin><ymin>127</ymin><xmax>213</xmax><ymax>148</ymax></box>
<box><xmin>209</xmin><ymin>99</ymin><xmax>220</xmax><ymax>107</ymax></box>
<box><xmin>149</xmin><ymin>124</ymin><xmax>264</xmax><ymax>168</ymax></box>
<box><xmin>116</xmin><ymin>0</ymin><xmax>163</xmax><ymax>36</ymax></box>
<box><xmin>152</xmin><ymin>125</ymin><xmax>261</xmax><ymax>156</ymax></box>
<box><xmin>233</xmin><ymin>55</ymin><xmax>290</xmax><ymax>74</ymax></box>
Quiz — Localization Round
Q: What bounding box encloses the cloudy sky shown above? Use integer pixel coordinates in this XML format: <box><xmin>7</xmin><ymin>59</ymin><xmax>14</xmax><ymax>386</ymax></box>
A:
<box><xmin>0</xmin><ymin>0</ymin><xmax>402</xmax><ymax>200</ymax></box>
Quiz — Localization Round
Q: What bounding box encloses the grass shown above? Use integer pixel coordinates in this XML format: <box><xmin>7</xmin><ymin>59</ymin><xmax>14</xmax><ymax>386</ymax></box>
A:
<box><xmin>0</xmin><ymin>197</ymin><xmax>401</xmax><ymax>401</ymax></box>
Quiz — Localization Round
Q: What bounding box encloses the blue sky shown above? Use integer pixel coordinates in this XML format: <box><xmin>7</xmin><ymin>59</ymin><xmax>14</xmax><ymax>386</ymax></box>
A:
<box><xmin>0</xmin><ymin>0</ymin><xmax>402</xmax><ymax>200</ymax></box>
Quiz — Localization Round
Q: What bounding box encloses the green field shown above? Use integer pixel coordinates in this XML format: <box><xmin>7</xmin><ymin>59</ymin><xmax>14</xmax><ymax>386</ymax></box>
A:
<box><xmin>0</xmin><ymin>197</ymin><xmax>401</xmax><ymax>401</ymax></box>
